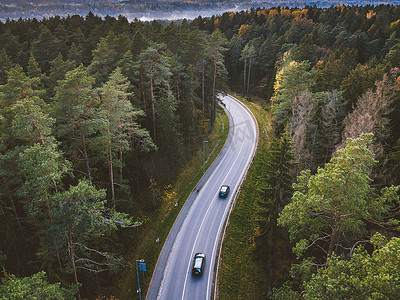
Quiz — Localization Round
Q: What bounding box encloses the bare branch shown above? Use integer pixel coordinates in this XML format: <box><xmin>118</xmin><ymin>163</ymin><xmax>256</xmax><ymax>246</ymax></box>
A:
<box><xmin>76</xmin><ymin>265</ymin><xmax>108</xmax><ymax>273</ymax></box>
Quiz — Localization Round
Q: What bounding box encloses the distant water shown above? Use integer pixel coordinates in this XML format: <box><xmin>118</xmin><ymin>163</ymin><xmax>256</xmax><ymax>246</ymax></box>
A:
<box><xmin>1</xmin><ymin>1</ymin><xmax>400</xmax><ymax>22</ymax></box>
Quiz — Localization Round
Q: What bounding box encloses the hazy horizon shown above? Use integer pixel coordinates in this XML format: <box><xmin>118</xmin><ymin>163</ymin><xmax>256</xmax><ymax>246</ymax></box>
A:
<box><xmin>1</xmin><ymin>0</ymin><xmax>400</xmax><ymax>22</ymax></box>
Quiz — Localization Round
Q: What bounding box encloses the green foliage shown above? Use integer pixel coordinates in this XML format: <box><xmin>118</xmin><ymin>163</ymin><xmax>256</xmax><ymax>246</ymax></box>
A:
<box><xmin>271</xmin><ymin>281</ymin><xmax>300</xmax><ymax>300</ymax></box>
<box><xmin>11</xmin><ymin>96</ymin><xmax>55</xmax><ymax>146</ymax></box>
<box><xmin>46</xmin><ymin>179</ymin><xmax>135</xmax><ymax>274</ymax></box>
<box><xmin>278</xmin><ymin>134</ymin><xmax>399</xmax><ymax>263</ymax></box>
<box><xmin>255</xmin><ymin>131</ymin><xmax>295</xmax><ymax>259</ymax></box>
<box><xmin>0</xmin><ymin>48</ymin><xmax>13</xmax><ymax>85</ymax></box>
<box><xmin>272</xmin><ymin>52</ymin><xmax>316</xmax><ymax>135</ymax></box>
<box><xmin>340</xmin><ymin>60</ymin><xmax>384</xmax><ymax>110</ymax></box>
<box><xmin>45</xmin><ymin>53</ymin><xmax>75</xmax><ymax>98</ymax></box>
<box><xmin>27</xmin><ymin>53</ymin><xmax>42</xmax><ymax>79</ymax></box>
<box><xmin>314</xmin><ymin>49</ymin><xmax>357</xmax><ymax>92</ymax></box>
<box><xmin>0</xmin><ymin>65</ymin><xmax>42</xmax><ymax>125</ymax></box>
<box><xmin>17</xmin><ymin>142</ymin><xmax>71</xmax><ymax>233</ymax></box>
<box><xmin>52</xmin><ymin>64</ymin><xmax>98</xmax><ymax>182</ymax></box>
<box><xmin>304</xmin><ymin>234</ymin><xmax>400</xmax><ymax>299</ymax></box>
<box><xmin>3</xmin><ymin>5</ymin><xmax>400</xmax><ymax>298</ymax></box>
<box><xmin>30</xmin><ymin>25</ymin><xmax>62</xmax><ymax>72</ymax></box>
<box><xmin>0</xmin><ymin>271</ymin><xmax>76</xmax><ymax>299</ymax></box>
<box><xmin>89</xmin><ymin>32</ymin><xmax>120</xmax><ymax>86</ymax></box>
<box><xmin>208</xmin><ymin>29</ymin><xmax>228</xmax><ymax>125</ymax></box>
<box><xmin>97</xmin><ymin>67</ymin><xmax>155</xmax><ymax>203</ymax></box>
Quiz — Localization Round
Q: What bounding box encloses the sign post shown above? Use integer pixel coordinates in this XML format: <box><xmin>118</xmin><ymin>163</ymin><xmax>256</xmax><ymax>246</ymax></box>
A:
<box><xmin>136</xmin><ymin>259</ymin><xmax>145</xmax><ymax>300</ymax></box>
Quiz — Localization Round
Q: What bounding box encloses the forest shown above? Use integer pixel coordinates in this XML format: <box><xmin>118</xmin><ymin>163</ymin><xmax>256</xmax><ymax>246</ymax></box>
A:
<box><xmin>1</xmin><ymin>3</ymin><xmax>400</xmax><ymax>299</ymax></box>
<box><xmin>3</xmin><ymin>1</ymin><xmax>400</xmax><ymax>22</ymax></box>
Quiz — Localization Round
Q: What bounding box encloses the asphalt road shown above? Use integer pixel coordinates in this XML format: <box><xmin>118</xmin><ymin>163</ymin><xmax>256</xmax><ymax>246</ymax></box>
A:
<box><xmin>146</xmin><ymin>94</ymin><xmax>258</xmax><ymax>300</ymax></box>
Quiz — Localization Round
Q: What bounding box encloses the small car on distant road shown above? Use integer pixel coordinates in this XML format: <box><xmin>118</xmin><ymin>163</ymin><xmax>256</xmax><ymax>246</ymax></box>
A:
<box><xmin>192</xmin><ymin>253</ymin><xmax>206</xmax><ymax>276</ymax></box>
<box><xmin>219</xmin><ymin>185</ymin><xmax>230</xmax><ymax>198</ymax></box>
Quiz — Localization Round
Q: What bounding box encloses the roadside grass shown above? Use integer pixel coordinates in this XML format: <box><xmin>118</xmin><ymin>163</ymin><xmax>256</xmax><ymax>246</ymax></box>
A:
<box><xmin>117</xmin><ymin>106</ymin><xmax>229</xmax><ymax>300</ymax></box>
<box><xmin>217</xmin><ymin>94</ymin><xmax>274</xmax><ymax>299</ymax></box>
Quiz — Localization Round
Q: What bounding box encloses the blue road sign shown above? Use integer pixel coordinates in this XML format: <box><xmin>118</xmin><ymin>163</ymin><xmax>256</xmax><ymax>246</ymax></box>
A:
<box><xmin>139</xmin><ymin>262</ymin><xmax>146</xmax><ymax>272</ymax></box>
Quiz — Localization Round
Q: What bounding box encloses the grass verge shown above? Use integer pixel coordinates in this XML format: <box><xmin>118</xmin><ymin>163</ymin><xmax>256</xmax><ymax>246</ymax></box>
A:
<box><xmin>117</xmin><ymin>106</ymin><xmax>229</xmax><ymax>300</ymax></box>
<box><xmin>216</xmin><ymin>94</ymin><xmax>273</xmax><ymax>300</ymax></box>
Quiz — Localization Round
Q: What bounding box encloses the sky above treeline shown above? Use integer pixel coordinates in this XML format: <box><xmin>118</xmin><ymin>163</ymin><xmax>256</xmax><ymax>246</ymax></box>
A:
<box><xmin>1</xmin><ymin>0</ymin><xmax>400</xmax><ymax>21</ymax></box>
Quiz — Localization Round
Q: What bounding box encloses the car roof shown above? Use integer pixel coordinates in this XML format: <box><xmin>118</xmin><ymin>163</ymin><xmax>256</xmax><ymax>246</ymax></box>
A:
<box><xmin>194</xmin><ymin>258</ymin><xmax>203</xmax><ymax>268</ymax></box>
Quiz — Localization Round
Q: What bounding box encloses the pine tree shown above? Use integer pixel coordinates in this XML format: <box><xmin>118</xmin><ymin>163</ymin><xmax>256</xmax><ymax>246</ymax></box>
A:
<box><xmin>207</xmin><ymin>29</ymin><xmax>228</xmax><ymax>128</ymax></box>
<box><xmin>0</xmin><ymin>48</ymin><xmax>13</xmax><ymax>85</ymax></box>
<box><xmin>89</xmin><ymin>32</ymin><xmax>119</xmax><ymax>86</ymax></box>
<box><xmin>255</xmin><ymin>131</ymin><xmax>295</xmax><ymax>261</ymax></box>
<box><xmin>241</xmin><ymin>42</ymin><xmax>257</xmax><ymax>98</ymax></box>
<box><xmin>272</xmin><ymin>51</ymin><xmax>315</xmax><ymax>136</ymax></box>
<box><xmin>278</xmin><ymin>134</ymin><xmax>398</xmax><ymax>266</ymax></box>
<box><xmin>138</xmin><ymin>43</ymin><xmax>173</xmax><ymax>142</ymax></box>
<box><xmin>27</xmin><ymin>53</ymin><xmax>42</xmax><ymax>79</ymax></box>
<box><xmin>30</xmin><ymin>25</ymin><xmax>61</xmax><ymax>72</ymax></box>
<box><xmin>97</xmin><ymin>68</ymin><xmax>155</xmax><ymax>207</ymax></box>
<box><xmin>47</xmin><ymin>179</ymin><xmax>133</xmax><ymax>298</ymax></box>
<box><xmin>52</xmin><ymin>64</ymin><xmax>98</xmax><ymax>184</ymax></box>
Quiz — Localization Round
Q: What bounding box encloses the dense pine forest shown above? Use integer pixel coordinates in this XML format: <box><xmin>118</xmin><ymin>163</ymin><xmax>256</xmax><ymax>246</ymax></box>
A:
<box><xmin>1</xmin><ymin>4</ymin><xmax>400</xmax><ymax>299</ymax></box>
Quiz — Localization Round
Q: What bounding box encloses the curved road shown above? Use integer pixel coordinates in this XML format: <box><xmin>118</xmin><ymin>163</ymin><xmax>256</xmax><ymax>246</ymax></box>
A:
<box><xmin>146</xmin><ymin>94</ymin><xmax>258</xmax><ymax>300</ymax></box>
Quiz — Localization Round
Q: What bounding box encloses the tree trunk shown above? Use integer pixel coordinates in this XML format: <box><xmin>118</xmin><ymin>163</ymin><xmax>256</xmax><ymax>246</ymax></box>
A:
<box><xmin>326</xmin><ymin>223</ymin><xmax>339</xmax><ymax>268</ymax></box>
<box><xmin>176</xmin><ymin>79</ymin><xmax>180</xmax><ymax>103</ymax></box>
<box><xmin>243</xmin><ymin>58</ymin><xmax>247</xmax><ymax>97</ymax></box>
<box><xmin>119</xmin><ymin>124</ymin><xmax>123</xmax><ymax>186</ymax></box>
<box><xmin>212</xmin><ymin>56</ymin><xmax>217</xmax><ymax>129</ymax></box>
<box><xmin>247</xmin><ymin>60</ymin><xmax>251</xmax><ymax>97</ymax></box>
<box><xmin>150</xmin><ymin>61</ymin><xmax>157</xmax><ymax>142</ymax></box>
<box><xmin>81</xmin><ymin>133</ymin><xmax>92</xmax><ymax>185</ymax></box>
<box><xmin>202</xmin><ymin>61</ymin><xmax>205</xmax><ymax>120</ymax></box>
<box><xmin>67</xmin><ymin>229</ymin><xmax>80</xmax><ymax>300</ymax></box>
<box><xmin>140</xmin><ymin>70</ymin><xmax>146</xmax><ymax>111</ymax></box>
<box><xmin>109</xmin><ymin>148</ymin><xmax>115</xmax><ymax>208</ymax></box>
<box><xmin>107</xmin><ymin>114</ymin><xmax>116</xmax><ymax>208</ymax></box>
<box><xmin>3</xmin><ymin>176</ymin><xmax>24</xmax><ymax>237</ymax></box>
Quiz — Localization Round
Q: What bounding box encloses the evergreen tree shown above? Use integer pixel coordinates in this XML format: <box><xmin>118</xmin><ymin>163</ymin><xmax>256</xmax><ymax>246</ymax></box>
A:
<box><xmin>207</xmin><ymin>29</ymin><xmax>228</xmax><ymax>128</ymax></box>
<box><xmin>17</xmin><ymin>142</ymin><xmax>71</xmax><ymax>227</ymax></box>
<box><xmin>138</xmin><ymin>43</ymin><xmax>173</xmax><ymax>142</ymax></box>
<box><xmin>0</xmin><ymin>65</ymin><xmax>42</xmax><ymax>148</ymax></box>
<box><xmin>97</xmin><ymin>68</ymin><xmax>155</xmax><ymax>207</ymax></box>
<box><xmin>0</xmin><ymin>48</ymin><xmax>13</xmax><ymax>85</ymax></box>
<box><xmin>0</xmin><ymin>271</ymin><xmax>76</xmax><ymax>299</ymax></box>
<box><xmin>255</xmin><ymin>131</ymin><xmax>295</xmax><ymax>263</ymax></box>
<box><xmin>26</xmin><ymin>53</ymin><xmax>42</xmax><ymax>79</ymax></box>
<box><xmin>340</xmin><ymin>60</ymin><xmax>384</xmax><ymax>111</ymax></box>
<box><xmin>278</xmin><ymin>134</ymin><xmax>399</xmax><ymax>266</ymax></box>
<box><xmin>11</xmin><ymin>94</ymin><xmax>54</xmax><ymax>146</ymax></box>
<box><xmin>117</xmin><ymin>50</ymin><xmax>139</xmax><ymax>94</ymax></box>
<box><xmin>89</xmin><ymin>32</ymin><xmax>120</xmax><ymax>86</ymax></box>
<box><xmin>47</xmin><ymin>179</ymin><xmax>133</xmax><ymax>298</ymax></box>
<box><xmin>272</xmin><ymin>51</ymin><xmax>315</xmax><ymax>136</ymax></box>
<box><xmin>303</xmin><ymin>233</ymin><xmax>400</xmax><ymax>299</ymax></box>
<box><xmin>241</xmin><ymin>42</ymin><xmax>257</xmax><ymax>98</ymax></box>
<box><xmin>30</xmin><ymin>25</ymin><xmax>61</xmax><ymax>72</ymax></box>
<box><xmin>52</xmin><ymin>64</ymin><xmax>98</xmax><ymax>184</ymax></box>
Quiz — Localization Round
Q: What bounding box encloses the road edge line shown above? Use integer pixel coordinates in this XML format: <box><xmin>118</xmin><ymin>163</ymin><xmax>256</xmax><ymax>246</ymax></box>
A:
<box><xmin>145</xmin><ymin>102</ymin><xmax>234</xmax><ymax>300</ymax></box>
<box><xmin>211</xmin><ymin>95</ymin><xmax>260</xmax><ymax>300</ymax></box>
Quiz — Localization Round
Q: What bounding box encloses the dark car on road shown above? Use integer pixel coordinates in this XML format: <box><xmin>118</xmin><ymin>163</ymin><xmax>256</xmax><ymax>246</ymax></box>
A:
<box><xmin>219</xmin><ymin>185</ymin><xmax>230</xmax><ymax>198</ymax></box>
<box><xmin>192</xmin><ymin>253</ymin><xmax>206</xmax><ymax>276</ymax></box>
